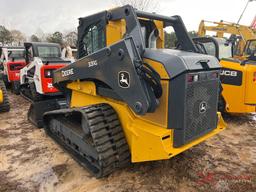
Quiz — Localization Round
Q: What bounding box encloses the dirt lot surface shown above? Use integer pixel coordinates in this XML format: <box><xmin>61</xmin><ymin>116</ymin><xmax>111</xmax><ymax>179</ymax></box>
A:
<box><xmin>0</xmin><ymin>93</ymin><xmax>256</xmax><ymax>192</ymax></box>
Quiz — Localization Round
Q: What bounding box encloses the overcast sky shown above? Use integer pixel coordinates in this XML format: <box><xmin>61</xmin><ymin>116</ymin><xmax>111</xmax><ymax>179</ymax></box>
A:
<box><xmin>1</xmin><ymin>0</ymin><xmax>255</xmax><ymax>36</ymax></box>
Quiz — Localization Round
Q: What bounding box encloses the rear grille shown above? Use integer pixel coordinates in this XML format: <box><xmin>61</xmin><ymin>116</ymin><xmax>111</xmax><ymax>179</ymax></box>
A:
<box><xmin>169</xmin><ymin>71</ymin><xmax>220</xmax><ymax>148</ymax></box>
<box><xmin>185</xmin><ymin>79</ymin><xmax>218</xmax><ymax>142</ymax></box>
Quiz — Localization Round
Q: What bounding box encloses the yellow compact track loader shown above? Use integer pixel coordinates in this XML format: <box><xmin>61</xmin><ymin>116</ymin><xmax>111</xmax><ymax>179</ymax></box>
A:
<box><xmin>0</xmin><ymin>73</ymin><xmax>10</xmax><ymax>112</ymax></box>
<box><xmin>37</xmin><ymin>5</ymin><xmax>226</xmax><ymax>177</ymax></box>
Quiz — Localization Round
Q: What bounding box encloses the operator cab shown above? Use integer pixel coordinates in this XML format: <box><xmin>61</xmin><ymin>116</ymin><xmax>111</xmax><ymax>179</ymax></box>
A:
<box><xmin>78</xmin><ymin>9</ymin><xmax>197</xmax><ymax>59</ymax></box>
<box><xmin>193</xmin><ymin>37</ymin><xmax>256</xmax><ymax>63</ymax></box>
<box><xmin>24</xmin><ymin>42</ymin><xmax>65</xmax><ymax>65</ymax></box>
<box><xmin>193</xmin><ymin>37</ymin><xmax>233</xmax><ymax>60</ymax></box>
<box><xmin>139</xmin><ymin>19</ymin><xmax>160</xmax><ymax>48</ymax></box>
<box><xmin>244</xmin><ymin>39</ymin><xmax>256</xmax><ymax>61</ymax></box>
<box><xmin>0</xmin><ymin>46</ymin><xmax>24</xmax><ymax>63</ymax></box>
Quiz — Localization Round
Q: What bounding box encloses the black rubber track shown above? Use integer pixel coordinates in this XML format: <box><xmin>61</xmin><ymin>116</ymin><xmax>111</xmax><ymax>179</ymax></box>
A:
<box><xmin>29</xmin><ymin>82</ymin><xmax>43</xmax><ymax>101</ymax></box>
<box><xmin>44</xmin><ymin>103</ymin><xmax>131</xmax><ymax>178</ymax></box>
<box><xmin>20</xmin><ymin>82</ymin><xmax>44</xmax><ymax>102</ymax></box>
<box><xmin>0</xmin><ymin>79</ymin><xmax>10</xmax><ymax>112</ymax></box>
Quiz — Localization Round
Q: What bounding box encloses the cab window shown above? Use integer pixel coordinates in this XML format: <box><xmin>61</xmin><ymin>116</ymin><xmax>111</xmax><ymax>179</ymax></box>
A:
<box><xmin>83</xmin><ymin>22</ymin><xmax>105</xmax><ymax>56</ymax></box>
<box><xmin>139</xmin><ymin>19</ymin><xmax>160</xmax><ymax>48</ymax></box>
<box><xmin>245</xmin><ymin>40</ymin><xmax>256</xmax><ymax>55</ymax></box>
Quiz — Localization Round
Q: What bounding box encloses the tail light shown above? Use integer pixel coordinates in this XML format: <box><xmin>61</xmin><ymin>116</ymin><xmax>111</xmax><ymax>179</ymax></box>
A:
<box><xmin>188</xmin><ymin>72</ymin><xmax>219</xmax><ymax>83</ymax></box>
<box><xmin>44</xmin><ymin>69</ymin><xmax>54</xmax><ymax>78</ymax></box>
<box><xmin>253</xmin><ymin>72</ymin><xmax>256</xmax><ymax>82</ymax></box>
<box><xmin>187</xmin><ymin>74</ymin><xmax>199</xmax><ymax>82</ymax></box>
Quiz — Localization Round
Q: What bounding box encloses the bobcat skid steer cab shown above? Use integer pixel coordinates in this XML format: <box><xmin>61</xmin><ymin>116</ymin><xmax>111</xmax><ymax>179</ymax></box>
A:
<box><xmin>0</xmin><ymin>73</ymin><xmax>10</xmax><ymax>112</ymax></box>
<box><xmin>193</xmin><ymin>37</ymin><xmax>256</xmax><ymax>113</ymax></box>
<box><xmin>19</xmin><ymin>42</ymin><xmax>71</xmax><ymax>101</ymax></box>
<box><xmin>0</xmin><ymin>46</ymin><xmax>26</xmax><ymax>94</ymax></box>
<box><xmin>39</xmin><ymin>5</ymin><xmax>226</xmax><ymax>178</ymax></box>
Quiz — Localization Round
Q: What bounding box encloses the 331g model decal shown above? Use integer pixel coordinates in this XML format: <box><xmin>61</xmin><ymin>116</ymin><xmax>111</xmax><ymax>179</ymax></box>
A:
<box><xmin>88</xmin><ymin>60</ymin><xmax>98</xmax><ymax>68</ymax></box>
<box><xmin>220</xmin><ymin>68</ymin><xmax>242</xmax><ymax>86</ymax></box>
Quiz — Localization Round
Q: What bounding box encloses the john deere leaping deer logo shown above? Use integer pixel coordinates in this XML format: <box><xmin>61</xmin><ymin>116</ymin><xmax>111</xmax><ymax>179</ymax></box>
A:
<box><xmin>199</xmin><ymin>101</ymin><xmax>207</xmax><ymax>114</ymax></box>
<box><xmin>118</xmin><ymin>71</ymin><xmax>130</xmax><ymax>88</ymax></box>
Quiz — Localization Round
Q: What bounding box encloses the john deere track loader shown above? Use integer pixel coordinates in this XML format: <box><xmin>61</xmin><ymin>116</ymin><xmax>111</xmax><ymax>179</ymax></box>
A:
<box><xmin>38</xmin><ymin>5</ymin><xmax>225</xmax><ymax>177</ymax></box>
<box><xmin>0</xmin><ymin>73</ymin><xmax>10</xmax><ymax>112</ymax></box>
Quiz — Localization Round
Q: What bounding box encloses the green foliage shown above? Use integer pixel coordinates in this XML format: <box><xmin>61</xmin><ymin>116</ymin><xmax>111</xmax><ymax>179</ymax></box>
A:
<box><xmin>30</xmin><ymin>34</ymin><xmax>41</xmax><ymax>42</ymax></box>
<box><xmin>64</xmin><ymin>31</ymin><xmax>77</xmax><ymax>47</ymax></box>
<box><xmin>164</xmin><ymin>30</ymin><xmax>198</xmax><ymax>48</ymax></box>
<box><xmin>47</xmin><ymin>31</ymin><xmax>63</xmax><ymax>45</ymax></box>
<box><xmin>10</xmin><ymin>30</ymin><xmax>26</xmax><ymax>45</ymax></box>
<box><xmin>0</xmin><ymin>26</ymin><xmax>13</xmax><ymax>44</ymax></box>
<box><xmin>164</xmin><ymin>32</ymin><xmax>177</xmax><ymax>48</ymax></box>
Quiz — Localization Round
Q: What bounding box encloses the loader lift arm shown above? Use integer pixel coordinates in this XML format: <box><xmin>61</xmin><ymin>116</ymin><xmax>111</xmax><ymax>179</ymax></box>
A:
<box><xmin>54</xmin><ymin>38</ymin><xmax>160</xmax><ymax>115</ymax></box>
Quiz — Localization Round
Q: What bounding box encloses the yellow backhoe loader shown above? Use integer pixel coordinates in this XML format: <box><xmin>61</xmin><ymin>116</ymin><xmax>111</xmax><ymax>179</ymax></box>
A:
<box><xmin>198</xmin><ymin>20</ymin><xmax>256</xmax><ymax>59</ymax></box>
<box><xmin>196</xmin><ymin>20</ymin><xmax>256</xmax><ymax>113</ymax></box>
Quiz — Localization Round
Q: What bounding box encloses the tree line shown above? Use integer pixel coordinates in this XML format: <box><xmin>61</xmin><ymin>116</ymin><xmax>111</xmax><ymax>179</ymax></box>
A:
<box><xmin>1</xmin><ymin>0</ymin><xmax>199</xmax><ymax>48</ymax></box>
<box><xmin>0</xmin><ymin>24</ymin><xmax>198</xmax><ymax>49</ymax></box>
<box><xmin>0</xmin><ymin>25</ymin><xmax>77</xmax><ymax>47</ymax></box>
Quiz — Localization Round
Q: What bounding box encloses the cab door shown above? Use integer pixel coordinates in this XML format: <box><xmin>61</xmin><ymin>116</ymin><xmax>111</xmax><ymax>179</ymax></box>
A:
<box><xmin>244</xmin><ymin>64</ymin><xmax>256</xmax><ymax>105</ymax></box>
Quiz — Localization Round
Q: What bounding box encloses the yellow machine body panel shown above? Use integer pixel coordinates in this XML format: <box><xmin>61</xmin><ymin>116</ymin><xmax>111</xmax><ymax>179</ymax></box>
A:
<box><xmin>106</xmin><ymin>20</ymin><xmax>126</xmax><ymax>46</ymax></box>
<box><xmin>220</xmin><ymin>59</ymin><xmax>256</xmax><ymax>113</ymax></box>
<box><xmin>245</xmin><ymin>65</ymin><xmax>256</xmax><ymax>104</ymax></box>
<box><xmin>106</xmin><ymin>19</ymin><xmax>164</xmax><ymax>48</ymax></box>
<box><xmin>0</xmin><ymin>89</ymin><xmax>3</xmax><ymax>104</ymax></box>
<box><xmin>67</xmin><ymin>81</ymin><xmax>226</xmax><ymax>162</ymax></box>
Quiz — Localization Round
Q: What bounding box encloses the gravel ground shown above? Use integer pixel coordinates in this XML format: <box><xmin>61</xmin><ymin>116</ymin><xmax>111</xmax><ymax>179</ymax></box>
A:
<box><xmin>0</xmin><ymin>93</ymin><xmax>255</xmax><ymax>192</ymax></box>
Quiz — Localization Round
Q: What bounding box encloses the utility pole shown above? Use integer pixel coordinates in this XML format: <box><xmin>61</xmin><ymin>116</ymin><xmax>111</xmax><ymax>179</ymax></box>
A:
<box><xmin>237</xmin><ymin>0</ymin><xmax>256</xmax><ymax>24</ymax></box>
